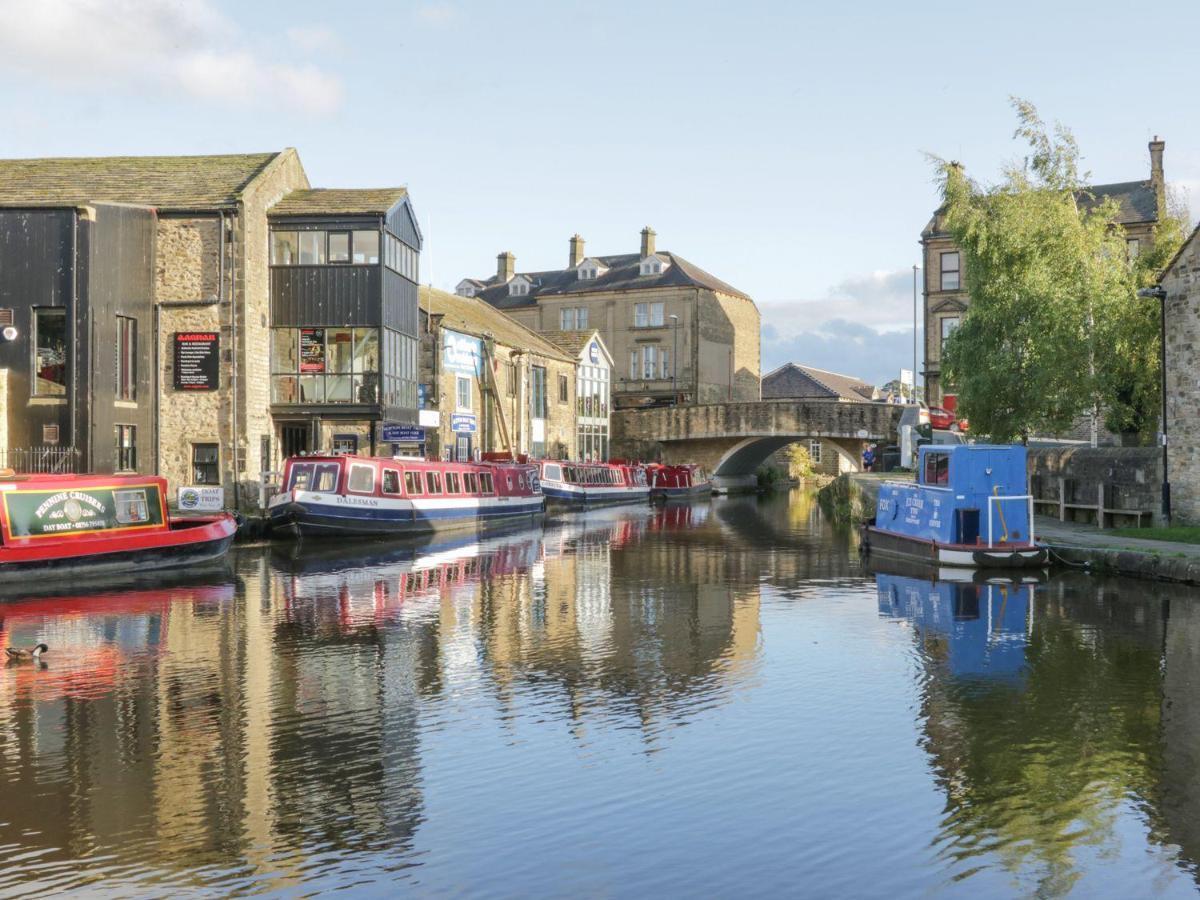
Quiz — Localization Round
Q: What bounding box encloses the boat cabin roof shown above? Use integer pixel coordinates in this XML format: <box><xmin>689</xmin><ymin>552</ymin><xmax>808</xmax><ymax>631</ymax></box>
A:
<box><xmin>916</xmin><ymin>444</ymin><xmax>1027</xmax><ymax>491</ymax></box>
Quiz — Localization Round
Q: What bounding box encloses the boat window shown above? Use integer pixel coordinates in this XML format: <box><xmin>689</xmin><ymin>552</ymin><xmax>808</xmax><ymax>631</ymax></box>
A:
<box><xmin>446</xmin><ymin>472</ymin><xmax>461</xmax><ymax>494</ymax></box>
<box><xmin>314</xmin><ymin>464</ymin><xmax>340</xmax><ymax>492</ymax></box>
<box><xmin>923</xmin><ymin>452</ymin><xmax>950</xmax><ymax>486</ymax></box>
<box><xmin>348</xmin><ymin>464</ymin><xmax>375</xmax><ymax>493</ymax></box>
<box><xmin>288</xmin><ymin>463</ymin><xmax>314</xmax><ymax>490</ymax></box>
<box><xmin>426</xmin><ymin>472</ymin><xmax>442</xmax><ymax>494</ymax></box>
<box><xmin>382</xmin><ymin>469</ymin><xmax>401</xmax><ymax>494</ymax></box>
<box><xmin>405</xmin><ymin>471</ymin><xmax>424</xmax><ymax>495</ymax></box>
<box><xmin>544</xmin><ymin>463</ymin><xmax>561</xmax><ymax>482</ymax></box>
<box><xmin>507</xmin><ymin>475</ymin><xmax>513</xmax><ymax>490</ymax></box>
<box><xmin>113</xmin><ymin>489</ymin><xmax>150</xmax><ymax>524</ymax></box>
<box><xmin>464</xmin><ymin>472</ymin><xmax>478</xmax><ymax>493</ymax></box>
<box><xmin>480</xmin><ymin>472</ymin><xmax>494</xmax><ymax>494</ymax></box>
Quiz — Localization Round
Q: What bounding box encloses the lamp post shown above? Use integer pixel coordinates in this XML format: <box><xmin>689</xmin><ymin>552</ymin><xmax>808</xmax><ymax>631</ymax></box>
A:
<box><xmin>669</xmin><ymin>314</ymin><xmax>680</xmax><ymax>405</ymax></box>
<box><xmin>912</xmin><ymin>264</ymin><xmax>920</xmax><ymax>404</ymax></box>
<box><xmin>1137</xmin><ymin>284</ymin><xmax>1170</xmax><ymax>523</ymax></box>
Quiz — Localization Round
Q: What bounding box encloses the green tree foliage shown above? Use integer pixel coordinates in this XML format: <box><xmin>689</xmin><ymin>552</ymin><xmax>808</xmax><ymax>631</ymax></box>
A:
<box><xmin>932</xmin><ymin>99</ymin><xmax>1186</xmax><ymax>442</ymax></box>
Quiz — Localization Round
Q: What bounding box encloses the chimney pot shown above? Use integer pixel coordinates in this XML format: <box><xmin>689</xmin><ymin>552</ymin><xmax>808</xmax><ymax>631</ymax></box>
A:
<box><xmin>569</xmin><ymin>234</ymin><xmax>586</xmax><ymax>268</ymax></box>
<box><xmin>640</xmin><ymin>226</ymin><xmax>657</xmax><ymax>258</ymax></box>
<box><xmin>1149</xmin><ymin>137</ymin><xmax>1165</xmax><ymax>210</ymax></box>
<box><xmin>497</xmin><ymin>251</ymin><xmax>515</xmax><ymax>281</ymax></box>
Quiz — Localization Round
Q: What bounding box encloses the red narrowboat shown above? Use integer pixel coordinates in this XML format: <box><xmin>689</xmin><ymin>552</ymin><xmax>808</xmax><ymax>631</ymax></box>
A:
<box><xmin>645</xmin><ymin>463</ymin><xmax>713</xmax><ymax>501</ymax></box>
<box><xmin>267</xmin><ymin>454</ymin><xmax>544</xmax><ymax>538</ymax></box>
<box><xmin>0</xmin><ymin>472</ymin><xmax>236</xmax><ymax>583</ymax></box>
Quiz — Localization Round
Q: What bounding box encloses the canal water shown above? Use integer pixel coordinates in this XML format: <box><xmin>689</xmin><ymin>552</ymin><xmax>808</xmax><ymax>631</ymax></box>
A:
<box><xmin>0</xmin><ymin>489</ymin><xmax>1198</xmax><ymax>897</ymax></box>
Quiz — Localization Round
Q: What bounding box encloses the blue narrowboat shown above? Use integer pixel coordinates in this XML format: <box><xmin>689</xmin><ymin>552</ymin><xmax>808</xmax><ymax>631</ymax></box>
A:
<box><xmin>861</xmin><ymin>444</ymin><xmax>1048</xmax><ymax>568</ymax></box>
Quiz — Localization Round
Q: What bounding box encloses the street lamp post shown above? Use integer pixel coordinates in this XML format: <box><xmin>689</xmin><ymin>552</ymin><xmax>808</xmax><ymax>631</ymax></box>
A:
<box><xmin>1138</xmin><ymin>285</ymin><xmax>1171</xmax><ymax>524</ymax></box>
<box><xmin>669</xmin><ymin>314</ymin><xmax>680</xmax><ymax>405</ymax></box>
<box><xmin>912</xmin><ymin>264</ymin><xmax>920</xmax><ymax>404</ymax></box>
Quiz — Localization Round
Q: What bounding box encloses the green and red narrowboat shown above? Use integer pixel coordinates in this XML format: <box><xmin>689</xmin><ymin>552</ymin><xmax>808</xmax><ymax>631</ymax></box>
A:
<box><xmin>0</xmin><ymin>472</ymin><xmax>235</xmax><ymax>583</ymax></box>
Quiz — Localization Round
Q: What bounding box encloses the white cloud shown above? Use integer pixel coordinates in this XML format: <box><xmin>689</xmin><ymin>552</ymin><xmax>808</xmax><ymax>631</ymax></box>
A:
<box><xmin>760</xmin><ymin>267</ymin><xmax>923</xmax><ymax>386</ymax></box>
<box><xmin>0</xmin><ymin>0</ymin><xmax>343</xmax><ymax>115</ymax></box>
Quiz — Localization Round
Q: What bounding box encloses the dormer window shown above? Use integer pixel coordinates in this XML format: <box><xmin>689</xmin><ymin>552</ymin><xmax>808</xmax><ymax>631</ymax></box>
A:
<box><xmin>639</xmin><ymin>254</ymin><xmax>669</xmax><ymax>276</ymax></box>
<box><xmin>509</xmin><ymin>276</ymin><xmax>531</xmax><ymax>297</ymax></box>
<box><xmin>576</xmin><ymin>258</ymin><xmax>608</xmax><ymax>282</ymax></box>
<box><xmin>456</xmin><ymin>280</ymin><xmax>477</xmax><ymax>298</ymax></box>
<box><xmin>579</xmin><ymin>267</ymin><xmax>597</xmax><ymax>280</ymax></box>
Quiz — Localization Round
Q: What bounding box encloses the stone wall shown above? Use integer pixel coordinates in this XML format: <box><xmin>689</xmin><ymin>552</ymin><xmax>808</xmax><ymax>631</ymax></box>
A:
<box><xmin>1163</xmin><ymin>223</ymin><xmax>1200</xmax><ymax>523</ymax></box>
<box><xmin>1027</xmin><ymin>446</ymin><xmax>1162</xmax><ymax>521</ymax></box>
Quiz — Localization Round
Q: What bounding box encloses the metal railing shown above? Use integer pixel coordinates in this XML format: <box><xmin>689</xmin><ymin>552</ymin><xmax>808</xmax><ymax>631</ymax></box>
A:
<box><xmin>0</xmin><ymin>446</ymin><xmax>81</xmax><ymax>474</ymax></box>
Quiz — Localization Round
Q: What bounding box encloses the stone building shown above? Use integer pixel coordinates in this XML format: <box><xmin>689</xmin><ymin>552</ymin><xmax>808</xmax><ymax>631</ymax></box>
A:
<box><xmin>1159</xmin><ymin>221</ymin><xmax>1200</xmax><ymax>522</ymax></box>
<box><xmin>0</xmin><ymin>151</ymin><xmax>421</xmax><ymax>510</ymax></box>
<box><xmin>761</xmin><ymin>363</ymin><xmax>878</xmax><ymax>475</ymax></box>
<box><xmin>457</xmin><ymin>228</ymin><xmax>760</xmax><ymax>407</ymax></box>
<box><xmin>418</xmin><ymin>286</ymin><xmax>577</xmax><ymax>461</ymax></box>
<box><xmin>540</xmin><ymin>329</ymin><xmax>615</xmax><ymax>461</ymax></box>
<box><xmin>921</xmin><ymin>137</ymin><xmax>1166</xmax><ymax>408</ymax></box>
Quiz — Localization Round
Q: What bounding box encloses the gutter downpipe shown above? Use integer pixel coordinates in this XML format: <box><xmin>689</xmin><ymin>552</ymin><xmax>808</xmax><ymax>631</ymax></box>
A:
<box><xmin>1138</xmin><ymin>285</ymin><xmax>1171</xmax><ymax>524</ymax></box>
<box><xmin>70</xmin><ymin>211</ymin><xmax>81</xmax><ymax>470</ymax></box>
<box><xmin>227</xmin><ymin>209</ymin><xmax>242</xmax><ymax>513</ymax></box>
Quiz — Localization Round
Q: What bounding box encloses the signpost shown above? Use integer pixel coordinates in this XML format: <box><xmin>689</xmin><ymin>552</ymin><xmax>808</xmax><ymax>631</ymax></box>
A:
<box><xmin>177</xmin><ymin>486</ymin><xmax>225</xmax><ymax>512</ymax></box>
<box><xmin>173</xmin><ymin>332</ymin><xmax>219</xmax><ymax>390</ymax></box>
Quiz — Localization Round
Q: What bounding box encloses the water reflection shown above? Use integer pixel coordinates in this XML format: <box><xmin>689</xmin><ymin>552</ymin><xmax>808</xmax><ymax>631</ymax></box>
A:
<box><xmin>4</xmin><ymin>493</ymin><xmax>1200</xmax><ymax>895</ymax></box>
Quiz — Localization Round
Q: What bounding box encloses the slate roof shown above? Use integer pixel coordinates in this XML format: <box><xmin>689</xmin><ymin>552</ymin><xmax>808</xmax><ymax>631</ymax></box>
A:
<box><xmin>762</xmin><ymin>363</ymin><xmax>878</xmax><ymax>402</ymax></box>
<box><xmin>270</xmin><ymin>188</ymin><xmax>409</xmax><ymax>216</ymax></box>
<box><xmin>0</xmin><ymin>151</ymin><xmax>286</xmax><ymax>210</ymax></box>
<box><xmin>540</xmin><ymin>330</ymin><xmax>600</xmax><ymax>358</ymax></box>
<box><xmin>470</xmin><ymin>251</ymin><xmax>753</xmax><ymax>310</ymax></box>
<box><xmin>923</xmin><ymin>179</ymin><xmax>1160</xmax><ymax>237</ymax></box>
<box><xmin>419</xmin><ymin>286</ymin><xmax>573</xmax><ymax>362</ymax></box>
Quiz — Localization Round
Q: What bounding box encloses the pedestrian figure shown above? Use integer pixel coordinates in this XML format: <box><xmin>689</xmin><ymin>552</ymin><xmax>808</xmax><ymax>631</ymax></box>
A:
<box><xmin>862</xmin><ymin>444</ymin><xmax>875</xmax><ymax>473</ymax></box>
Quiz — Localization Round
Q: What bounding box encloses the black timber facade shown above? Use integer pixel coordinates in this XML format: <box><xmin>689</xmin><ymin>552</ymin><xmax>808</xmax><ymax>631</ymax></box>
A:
<box><xmin>0</xmin><ymin>204</ymin><xmax>156</xmax><ymax>473</ymax></box>
<box><xmin>268</xmin><ymin>194</ymin><xmax>422</xmax><ymax>455</ymax></box>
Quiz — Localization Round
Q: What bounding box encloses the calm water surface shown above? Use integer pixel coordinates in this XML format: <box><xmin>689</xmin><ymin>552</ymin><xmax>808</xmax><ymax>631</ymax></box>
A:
<box><xmin>0</xmin><ymin>490</ymin><xmax>1198</xmax><ymax>897</ymax></box>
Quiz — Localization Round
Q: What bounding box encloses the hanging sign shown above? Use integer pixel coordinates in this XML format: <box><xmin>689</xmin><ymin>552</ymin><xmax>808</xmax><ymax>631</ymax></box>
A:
<box><xmin>381</xmin><ymin>424</ymin><xmax>426</xmax><ymax>442</ymax></box>
<box><xmin>451</xmin><ymin>414</ymin><xmax>477</xmax><ymax>433</ymax></box>
<box><xmin>442</xmin><ymin>330</ymin><xmax>482</xmax><ymax>375</ymax></box>
<box><xmin>299</xmin><ymin>328</ymin><xmax>326</xmax><ymax>372</ymax></box>
<box><xmin>173</xmin><ymin>332</ymin><xmax>219</xmax><ymax>390</ymax></box>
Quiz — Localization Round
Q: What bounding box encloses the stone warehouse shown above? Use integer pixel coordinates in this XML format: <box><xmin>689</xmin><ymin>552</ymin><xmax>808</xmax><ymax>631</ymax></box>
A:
<box><xmin>921</xmin><ymin>137</ymin><xmax>1167</xmax><ymax>409</ymax></box>
<box><xmin>418</xmin><ymin>286</ymin><xmax>585</xmax><ymax>462</ymax></box>
<box><xmin>457</xmin><ymin>228</ymin><xmax>760</xmax><ymax>408</ymax></box>
<box><xmin>0</xmin><ymin>151</ymin><xmax>422</xmax><ymax>510</ymax></box>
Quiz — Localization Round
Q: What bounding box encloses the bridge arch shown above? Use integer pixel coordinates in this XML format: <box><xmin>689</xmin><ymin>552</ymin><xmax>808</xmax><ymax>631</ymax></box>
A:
<box><xmin>706</xmin><ymin>435</ymin><xmax>865</xmax><ymax>491</ymax></box>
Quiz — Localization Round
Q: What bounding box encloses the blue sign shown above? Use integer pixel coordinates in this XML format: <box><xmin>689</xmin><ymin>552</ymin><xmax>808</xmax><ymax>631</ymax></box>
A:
<box><xmin>442</xmin><ymin>330</ymin><xmax>482</xmax><ymax>375</ymax></box>
<box><xmin>451</xmin><ymin>413</ymin><xmax>477</xmax><ymax>433</ymax></box>
<box><xmin>418</xmin><ymin>383</ymin><xmax>429</xmax><ymax>409</ymax></box>
<box><xmin>588</xmin><ymin>340</ymin><xmax>599</xmax><ymax>364</ymax></box>
<box><xmin>381</xmin><ymin>424</ymin><xmax>425</xmax><ymax>443</ymax></box>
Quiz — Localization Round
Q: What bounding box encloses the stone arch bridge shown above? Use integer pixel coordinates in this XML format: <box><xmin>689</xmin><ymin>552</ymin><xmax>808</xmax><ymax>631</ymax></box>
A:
<box><xmin>611</xmin><ymin>400</ymin><xmax>904</xmax><ymax>491</ymax></box>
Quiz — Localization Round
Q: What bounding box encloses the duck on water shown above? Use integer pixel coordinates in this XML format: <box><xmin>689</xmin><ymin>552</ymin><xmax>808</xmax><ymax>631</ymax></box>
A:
<box><xmin>860</xmin><ymin>444</ymin><xmax>1048</xmax><ymax>569</ymax></box>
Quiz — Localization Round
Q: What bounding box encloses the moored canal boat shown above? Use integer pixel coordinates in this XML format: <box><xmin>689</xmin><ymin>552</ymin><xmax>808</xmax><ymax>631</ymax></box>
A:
<box><xmin>0</xmin><ymin>472</ymin><xmax>235</xmax><ymax>582</ymax></box>
<box><xmin>646</xmin><ymin>463</ymin><xmax>712</xmax><ymax>501</ymax></box>
<box><xmin>267</xmin><ymin>455</ymin><xmax>543</xmax><ymax>538</ymax></box>
<box><xmin>861</xmin><ymin>444</ymin><xmax>1048</xmax><ymax>569</ymax></box>
<box><xmin>536</xmin><ymin>460</ymin><xmax>650</xmax><ymax>508</ymax></box>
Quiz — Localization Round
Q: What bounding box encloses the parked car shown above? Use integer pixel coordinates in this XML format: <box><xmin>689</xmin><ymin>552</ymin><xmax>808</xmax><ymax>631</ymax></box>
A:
<box><xmin>928</xmin><ymin>406</ymin><xmax>969</xmax><ymax>432</ymax></box>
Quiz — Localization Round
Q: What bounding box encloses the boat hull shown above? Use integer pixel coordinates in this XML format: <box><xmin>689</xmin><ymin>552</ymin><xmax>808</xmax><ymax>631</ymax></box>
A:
<box><xmin>0</xmin><ymin>515</ymin><xmax>236</xmax><ymax>583</ymax></box>
<box><xmin>862</xmin><ymin>525</ymin><xmax>1048</xmax><ymax>569</ymax></box>
<box><xmin>651</xmin><ymin>481</ymin><xmax>713</xmax><ymax>501</ymax></box>
<box><xmin>269</xmin><ymin>492</ymin><xmax>544</xmax><ymax>538</ymax></box>
<box><xmin>542</xmin><ymin>483</ymin><xmax>651</xmax><ymax>508</ymax></box>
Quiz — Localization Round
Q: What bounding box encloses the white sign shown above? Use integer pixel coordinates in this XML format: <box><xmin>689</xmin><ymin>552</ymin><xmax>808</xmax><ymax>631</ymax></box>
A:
<box><xmin>177</xmin><ymin>486</ymin><xmax>224</xmax><ymax>512</ymax></box>
<box><xmin>900</xmin><ymin>368</ymin><xmax>914</xmax><ymax>387</ymax></box>
<box><xmin>419</xmin><ymin>409</ymin><xmax>440</xmax><ymax>427</ymax></box>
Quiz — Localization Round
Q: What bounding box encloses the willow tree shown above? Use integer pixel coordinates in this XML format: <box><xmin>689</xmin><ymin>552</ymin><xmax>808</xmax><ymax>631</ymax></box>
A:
<box><xmin>933</xmin><ymin>99</ymin><xmax>1182</xmax><ymax>443</ymax></box>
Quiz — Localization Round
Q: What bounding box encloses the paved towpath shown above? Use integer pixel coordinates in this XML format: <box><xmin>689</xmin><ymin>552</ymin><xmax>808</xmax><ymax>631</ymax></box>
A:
<box><xmin>1035</xmin><ymin>517</ymin><xmax>1200</xmax><ymax>559</ymax></box>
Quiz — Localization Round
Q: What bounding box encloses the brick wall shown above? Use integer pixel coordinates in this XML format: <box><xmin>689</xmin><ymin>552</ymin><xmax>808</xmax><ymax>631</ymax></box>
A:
<box><xmin>1163</xmin><ymin>224</ymin><xmax>1200</xmax><ymax>522</ymax></box>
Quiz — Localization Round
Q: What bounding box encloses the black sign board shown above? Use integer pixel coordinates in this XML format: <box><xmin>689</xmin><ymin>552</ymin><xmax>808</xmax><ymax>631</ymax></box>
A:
<box><xmin>174</xmin><ymin>332</ymin><xmax>219</xmax><ymax>390</ymax></box>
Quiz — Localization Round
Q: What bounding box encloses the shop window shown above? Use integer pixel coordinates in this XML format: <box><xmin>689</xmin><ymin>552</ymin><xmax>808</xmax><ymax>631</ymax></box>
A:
<box><xmin>116</xmin><ymin>315</ymin><xmax>137</xmax><ymax>401</ymax></box>
<box><xmin>299</xmin><ymin>231</ymin><xmax>326</xmax><ymax>265</ymax></box>
<box><xmin>271</xmin><ymin>231</ymin><xmax>298</xmax><ymax>264</ymax></box>
<box><xmin>192</xmin><ymin>443</ymin><xmax>219</xmax><ymax>484</ymax></box>
<box><xmin>114</xmin><ymin>424</ymin><xmax>136</xmax><ymax>472</ymax></box>
<box><xmin>33</xmin><ymin>307</ymin><xmax>67</xmax><ymax>397</ymax></box>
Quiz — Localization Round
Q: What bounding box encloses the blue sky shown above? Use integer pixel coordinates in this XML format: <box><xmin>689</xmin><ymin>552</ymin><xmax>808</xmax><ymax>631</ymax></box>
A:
<box><xmin>2</xmin><ymin>0</ymin><xmax>1198</xmax><ymax>386</ymax></box>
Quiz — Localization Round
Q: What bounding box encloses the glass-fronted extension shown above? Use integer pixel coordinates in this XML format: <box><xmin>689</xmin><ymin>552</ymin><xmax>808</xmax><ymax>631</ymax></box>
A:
<box><xmin>267</xmin><ymin>190</ymin><xmax>423</xmax><ymax>455</ymax></box>
<box><xmin>575</xmin><ymin>336</ymin><xmax>611</xmax><ymax>462</ymax></box>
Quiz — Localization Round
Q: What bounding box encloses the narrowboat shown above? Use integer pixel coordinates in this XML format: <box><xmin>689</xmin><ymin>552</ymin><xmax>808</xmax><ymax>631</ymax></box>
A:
<box><xmin>267</xmin><ymin>455</ymin><xmax>543</xmax><ymax>538</ymax></box>
<box><xmin>645</xmin><ymin>463</ymin><xmax>712</xmax><ymax>501</ymax></box>
<box><xmin>0</xmin><ymin>472</ymin><xmax>235</xmax><ymax>582</ymax></box>
<box><xmin>536</xmin><ymin>460</ymin><xmax>650</xmax><ymax>508</ymax></box>
<box><xmin>861</xmin><ymin>444</ymin><xmax>1048</xmax><ymax>568</ymax></box>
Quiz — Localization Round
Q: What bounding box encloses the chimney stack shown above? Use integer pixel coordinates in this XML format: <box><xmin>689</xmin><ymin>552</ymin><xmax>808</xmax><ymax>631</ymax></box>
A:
<box><xmin>569</xmin><ymin>234</ymin><xmax>586</xmax><ymax>268</ymax></box>
<box><xmin>640</xmin><ymin>226</ymin><xmax>656</xmax><ymax>258</ymax></box>
<box><xmin>1150</xmin><ymin>135</ymin><xmax>1166</xmax><ymax>211</ymax></box>
<box><xmin>497</xmin><ymin>251</ymin><xmax>515</xmax><ymax>281</ymax></box>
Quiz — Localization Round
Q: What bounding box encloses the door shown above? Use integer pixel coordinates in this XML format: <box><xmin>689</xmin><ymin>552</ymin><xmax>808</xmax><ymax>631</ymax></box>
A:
<box><xmin>281</xmin><ymin>424</ymin><xmax>310</xmax><ymax>459</ymax></box>
<box><xmin>455</xmin><ymin>434</ymin><xmax>473</xmax><ymax>462</ymax></box>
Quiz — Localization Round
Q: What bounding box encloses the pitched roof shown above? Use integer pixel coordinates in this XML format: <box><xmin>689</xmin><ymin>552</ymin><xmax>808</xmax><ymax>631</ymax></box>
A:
<box><xmin>0</xmin><ymin>152</ymin><xmax>286</xmax><ymax>210</ymax></box>
<box><xmin>270</xmin><ymin>187</ymin><xmax>409</xmax><ymax>216</ymax></box>
<box><xmin>419</xmin><ymin>286</ymin><xmax>573</xmax><ymax>362</ymax></box>
<box><xmin>469</xmin><ymin>250</ymin><xmax>753</xmax><ymax>310</ymax></box>
<box><xmin>923</xmin><ymin>178</ymin><xmax>1160</xmax><ymax>237</ymax></box>
<box><xmin>762</xmin><ymin>363</ymin><xmax>878</xmax><ymax>402</ymax></box>
<box><xmin>539</xmin><ymin>330</ymin><xmax>603</xmax><ymax>358</ymax></box>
